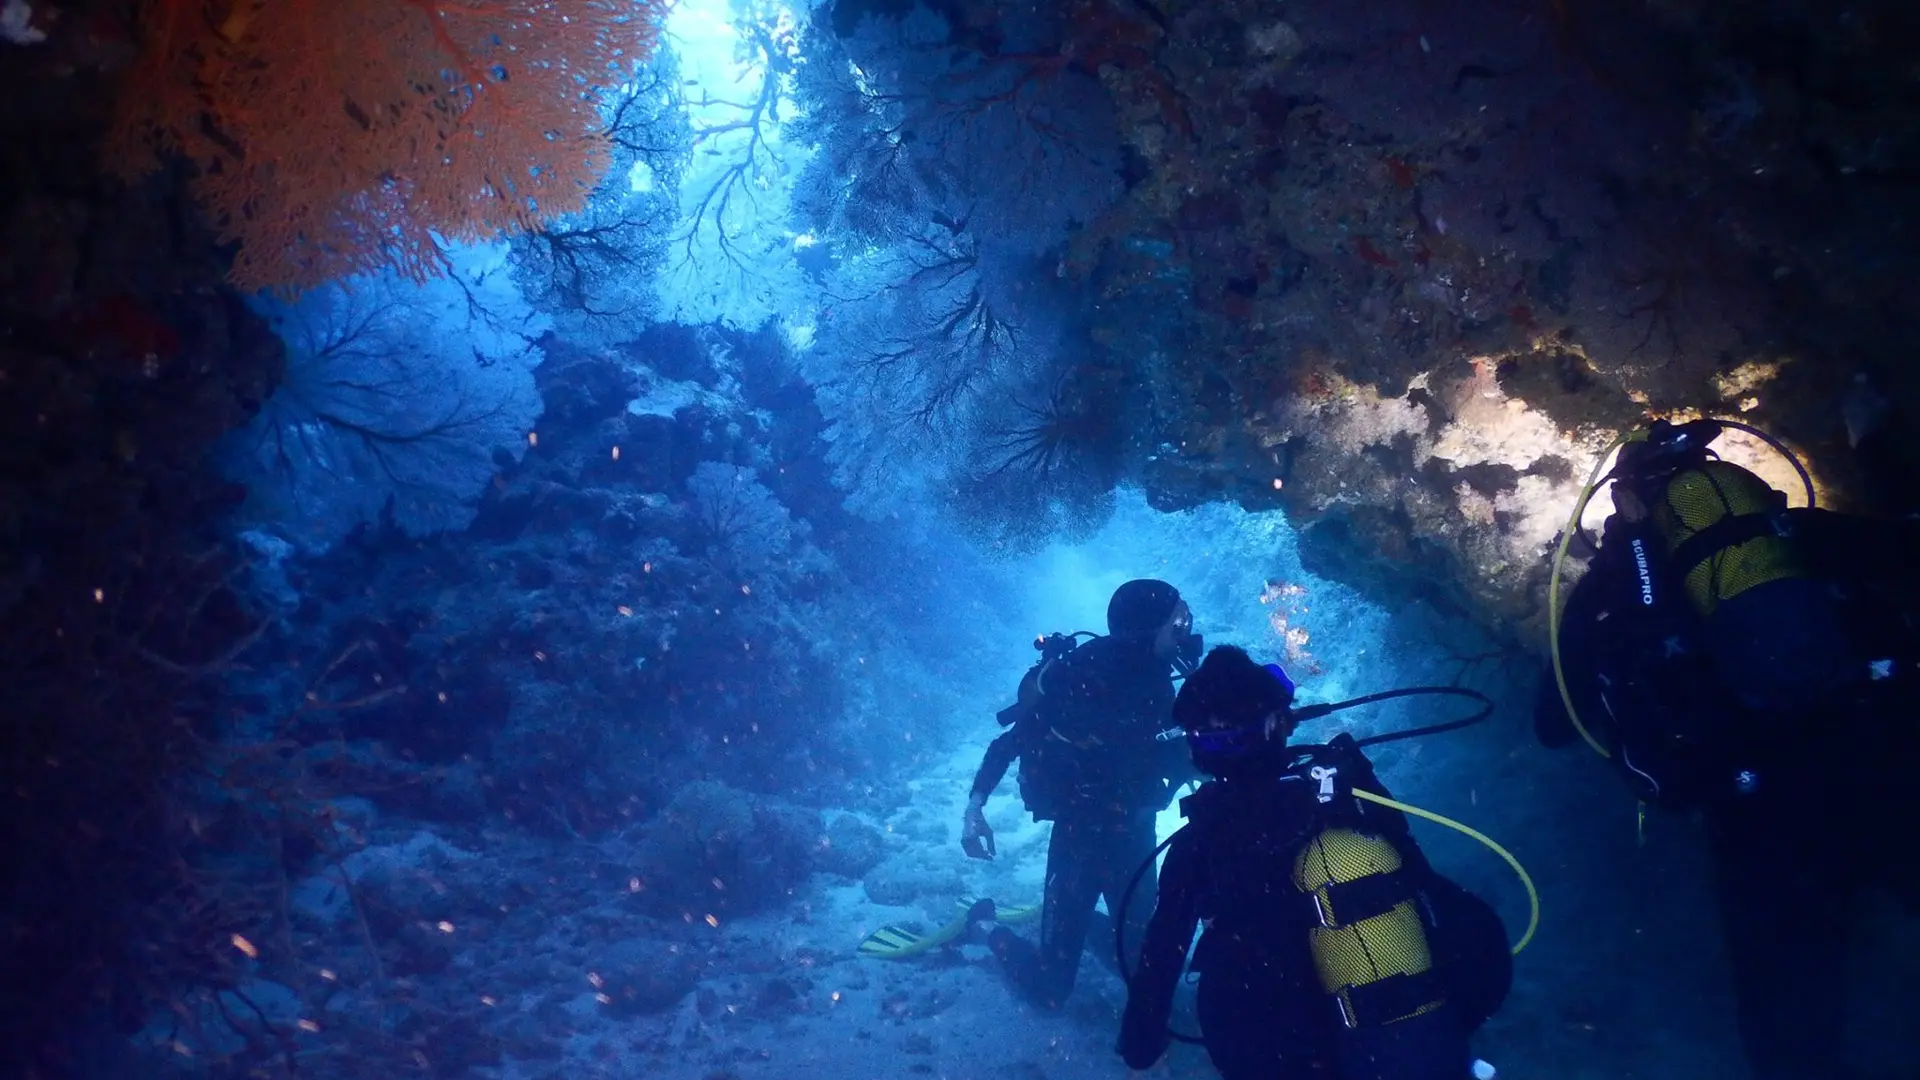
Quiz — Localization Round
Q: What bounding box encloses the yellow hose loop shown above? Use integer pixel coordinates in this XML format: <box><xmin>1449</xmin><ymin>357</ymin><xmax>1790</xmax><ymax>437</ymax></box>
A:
<box><xmin>1549</xmin><ymin>431</ymin><xmax>1639</xmax><ymax>760</ymax></box>
<box><xmin>1351</xmin><ymin>788</ymin><xmax>1541</xmax><ymax>956</ymax></box>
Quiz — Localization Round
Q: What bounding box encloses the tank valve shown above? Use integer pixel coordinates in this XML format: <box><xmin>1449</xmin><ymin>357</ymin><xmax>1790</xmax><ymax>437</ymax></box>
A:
<box><xmin>1309</xmin><ymin>765</ymin><xmax>1338</xmax><ymax>803</ymax></box>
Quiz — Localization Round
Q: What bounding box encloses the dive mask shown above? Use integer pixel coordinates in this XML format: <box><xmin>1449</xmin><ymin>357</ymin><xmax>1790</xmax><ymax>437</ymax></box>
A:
<box><xmin>1174</xmin><ymin>631</ymin><xmax>1205</xmax><ymax>674</ymax></box>
<box><xmin>1186</xmin><ymin>708</ymin><xmax>1296</xmax><ymax>773</ymax></box>
<box><xmin>1184</xmin><ymin>661</ymin><xmax>1297</xmax><ymax>760</ymax></box>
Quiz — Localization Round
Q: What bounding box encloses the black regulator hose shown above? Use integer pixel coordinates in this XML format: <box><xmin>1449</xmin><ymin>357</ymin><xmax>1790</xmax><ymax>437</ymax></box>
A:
<box><xmin>1306</xmin><ymin>685</ymin><xmax>1496</xmax><ymax>749</ymax></box>
<box><xmin>1716</xmin><ymin>417</ymin><xmax>1816</xmax><ymax>509</ymax></box>
<box><xmin>1114</xmin><ymin>830</ymin><xmax>1205</xmax><ymax>1045</ymax></box>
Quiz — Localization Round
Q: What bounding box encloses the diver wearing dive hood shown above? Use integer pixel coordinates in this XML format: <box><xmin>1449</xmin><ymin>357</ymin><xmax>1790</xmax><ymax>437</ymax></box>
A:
<box><xmin>962</xmin><ymin>578</ymin><xmax>1203</xmax><ymax>1010</ymax></box>
<box><xmin>1121</xmin><ymin>646</ymin><xmax>1511</xmax><ymax>1080</ymax></box>
<box><xmin>1538</xmin><ymin>417</ymin><xmax>1920</xmax><ymax>1080</ymax></box>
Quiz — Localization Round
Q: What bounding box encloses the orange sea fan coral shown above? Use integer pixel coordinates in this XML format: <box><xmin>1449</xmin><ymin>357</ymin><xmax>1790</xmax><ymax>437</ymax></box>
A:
<box><xmin>108</xmin><ymin>0</ymin><xmax>662</xmax><ymax>294</ymax></box>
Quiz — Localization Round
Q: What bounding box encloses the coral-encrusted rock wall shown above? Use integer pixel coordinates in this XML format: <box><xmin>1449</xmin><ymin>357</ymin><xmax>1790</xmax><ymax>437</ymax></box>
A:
<box><xmin>1053</xmin><ymin>0</ymin><xmax>1920</xmax><ymax>642</ymax></box>
<box><xmin>1</xmin><ymin>7</ymin><xmax>286</xmax><ymax>1071</ymax></box>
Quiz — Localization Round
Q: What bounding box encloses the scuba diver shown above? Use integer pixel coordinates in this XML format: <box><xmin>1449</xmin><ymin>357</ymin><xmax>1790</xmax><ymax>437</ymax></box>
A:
<box><xmin>960</xmin><ymin>578</ymin><xmax>1202</xmax><ymax>1010</ymax></box>
<box><xmin>1120</xmin><ymin>645</ymin><xmax>1513</xmax><ymax>1080</ymax></box>
<box><xmin>1538</xmin><ymin>416</ymin><xmax>1920</xmax><ymax>1080</ymax></box>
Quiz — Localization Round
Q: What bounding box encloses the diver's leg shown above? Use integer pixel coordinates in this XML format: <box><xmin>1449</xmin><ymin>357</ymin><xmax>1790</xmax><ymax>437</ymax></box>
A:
<box><xmin>989</xmin><ymin>818</ymin><xmax>1101</xmax><ymax>1009</ymax></box>
<box><xmin>1092</xmin><ymin>810</ymin><xmax>1160</xmax><ymax>978</ymax></box>
<box><xmin>1708</xmin><ymin>794</ymin><xmax>1849</xmax><ymax>1080</ymax></box>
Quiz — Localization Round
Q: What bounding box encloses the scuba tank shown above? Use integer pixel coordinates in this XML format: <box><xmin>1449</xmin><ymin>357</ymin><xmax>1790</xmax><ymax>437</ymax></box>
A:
<box><xmin>999</xmin><ymin>630</ymin><xmax>1161</xmax><ymax>820</ymax></box>
<box><xmin>1616</xmin><ymin>420</ymin><xmax>1806</xmax><ymax>622</ymax></box>
<box><xmin>1278</xmin><ymin>740</ymin><xmax>1469</xmax><ymax>1057</ymax></box>
<box><xmin>1293</xmin><ymin>825</ymin><xmax>1447</xmax><ymax>1031</ymax></box>
<box><xmin>999</xmin><ymin>628</ymin><xmax>1201</xmax><ymax>820</ymax></box>
<box><xmin>1113</xmin><ymin>682</ymin><xmax>1533</xmax><ymax>1065</ymax></box>
<box><xmin>1282</xmin><ymin>740</ymin><xmax>1528</xmax><ymax>1079</ymax></box>
<box><xmin>996</xmin><ymin>631</ymin><xmax>1089</xmax><ymax>821</ymax></box>
<box><xmin>994</xmin><ymin>631</ymin><xmax>1089</xmax><ymax>727</ymax></box>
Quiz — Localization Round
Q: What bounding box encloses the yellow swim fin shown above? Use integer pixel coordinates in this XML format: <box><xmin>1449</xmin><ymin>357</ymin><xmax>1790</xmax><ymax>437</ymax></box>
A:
<box><xmin>856</xmin><ymin>896</ymin><xmax>1038</xmax><ymax>960</ymax></box>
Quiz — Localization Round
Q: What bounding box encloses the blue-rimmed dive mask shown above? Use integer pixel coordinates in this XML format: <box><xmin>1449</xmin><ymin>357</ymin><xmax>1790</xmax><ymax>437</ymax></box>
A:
<box><xmin>1185</xmin><ymin>661</ymin><xmax>1297</xmax><ymax>770</ymax></box>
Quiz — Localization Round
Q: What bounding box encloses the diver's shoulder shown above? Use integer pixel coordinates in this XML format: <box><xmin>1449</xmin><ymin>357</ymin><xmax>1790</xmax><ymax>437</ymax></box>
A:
<box><xmin>1052</xmin><ymin>633</ymin><xmax>1125</xmax><ymax>676</ymax></box>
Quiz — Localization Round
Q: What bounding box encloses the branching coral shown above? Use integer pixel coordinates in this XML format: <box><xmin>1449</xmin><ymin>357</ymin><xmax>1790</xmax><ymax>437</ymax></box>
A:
<box><xmin>233</xmin><ymin>268</ymin><xmax>544</xmax><ymax>545</ymax></box>
<box><xmin>977</xmin><ymin>366</ymin><xmax>1122</xmax><ymax>479</ymax></box>
<box><xmin>683</xmin><ymin>461</ymin><xmax>797</xmax><ymax>577</ymax></box>
<box><xmin>108</xmin><ymin>0</ymin><xmax>663</xmax><ymax>293</ymax></box>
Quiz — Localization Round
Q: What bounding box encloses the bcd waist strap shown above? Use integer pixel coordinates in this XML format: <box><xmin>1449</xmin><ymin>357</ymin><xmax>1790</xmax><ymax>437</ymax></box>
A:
<box><xmin>1339</xmin><ymin>966</ymin><xmax>1450</xmax><ymax>1029</ymax></box>
<box><xmin>1305</xmin><ymin>866</ymin><xmax>1425</xmax><ymax>928</ymax></box>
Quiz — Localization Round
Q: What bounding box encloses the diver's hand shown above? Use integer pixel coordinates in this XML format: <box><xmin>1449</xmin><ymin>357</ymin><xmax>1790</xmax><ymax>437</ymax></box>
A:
<box><xmin>961</xmin><ymin>798</ymin><xmax>996</xmax><ymax>860</ymax></box>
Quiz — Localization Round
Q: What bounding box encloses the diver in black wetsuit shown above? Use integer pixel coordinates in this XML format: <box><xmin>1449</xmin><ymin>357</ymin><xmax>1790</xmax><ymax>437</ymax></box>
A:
<box><xmin>960</xmin><ymin>579</ymin><xmax>1201</xmax><ymax>1010</ymax></box>
<box><xmin>1121</xmin><ymin>646</ymin><xmax>1510</xmax><ymax>1080</ymax></box>
<box><xmin>1538</xmin><ymin>418</ymin><xmax>1920</xmax><ymax>1080</ymax></box>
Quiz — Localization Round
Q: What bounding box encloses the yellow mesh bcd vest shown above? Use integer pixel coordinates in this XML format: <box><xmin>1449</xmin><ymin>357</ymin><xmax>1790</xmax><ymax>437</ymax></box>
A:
<box><xmin>1649</xmin><ymin>462</ymin><xmax>1804</xmax><ymax>617</ymax></box>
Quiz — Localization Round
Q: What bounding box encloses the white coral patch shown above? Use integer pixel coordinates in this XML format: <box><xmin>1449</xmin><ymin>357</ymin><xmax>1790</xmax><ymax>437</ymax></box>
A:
<box><xmin>2</xmin><ymin>0</ymin><xmax>46</xmax><ymax>44</ymax></box>
<box><xmin>1428</xmin><ymin>357</ymin><xmax>1618</xmax><ymax>558</ymax></box>
<box><xmin>1711</xmin><ymin>358</ymin><xmax>1784</xmax><ymax>401</ymax></box>
<box><xmin>1282</xmin><ymin>378</ymin><xmax>1431</xmax><ymax>458</ymax></box>
<box><xmin>1430</xmin><ymin>394</ymin><xmax>1565</xmax><ymax>473</ymax></box>
<box><xmin>1496</xmin><ymin>473</ymin><xmax>1579</xmax><ymax>557</ymax></box>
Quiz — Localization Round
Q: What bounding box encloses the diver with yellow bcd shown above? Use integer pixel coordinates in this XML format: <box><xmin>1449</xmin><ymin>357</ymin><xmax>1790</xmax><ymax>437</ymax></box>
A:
<box><xmin>1119</xmin><ymin>646</ymin><xmax>1525</xmax><ymax>1080</ymax></box>
<box><xmin>1537</xmin><ymin>415</ymin><xmax>1920</xmax><ymax>1080</ymax></box>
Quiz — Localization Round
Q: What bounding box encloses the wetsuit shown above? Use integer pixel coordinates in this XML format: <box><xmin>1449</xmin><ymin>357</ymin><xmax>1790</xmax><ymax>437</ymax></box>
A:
<box><xmin>1535</xmin><ymin>511</ymin><xmax>1732</xmax><ymax>804</ymax></box>
<box><xmin>1540</xmin><ymin>505</ymin><xmax>1920</xmax><ymax>1080</ymax></box>
<box><xmin>1119</xmin><ymin>738</ymin><xmax>1509</xmax><ymax>1080</ymax></box>
<box><xmin>968</xmin><ymin>634</ymin><xmax>1193</xmax><ymax>1008</ymax></box>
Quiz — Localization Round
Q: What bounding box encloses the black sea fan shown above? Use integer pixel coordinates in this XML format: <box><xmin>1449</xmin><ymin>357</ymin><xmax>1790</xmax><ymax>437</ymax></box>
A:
<box><xmin>976</xmin><ymin>364</ymin><xmax>1125</xmax><ymax>481</ymax></box>
<box><xmin>952</xmin><ymin>363</ymin><xmax>1127</xmax><ymax>553</ymax></box>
